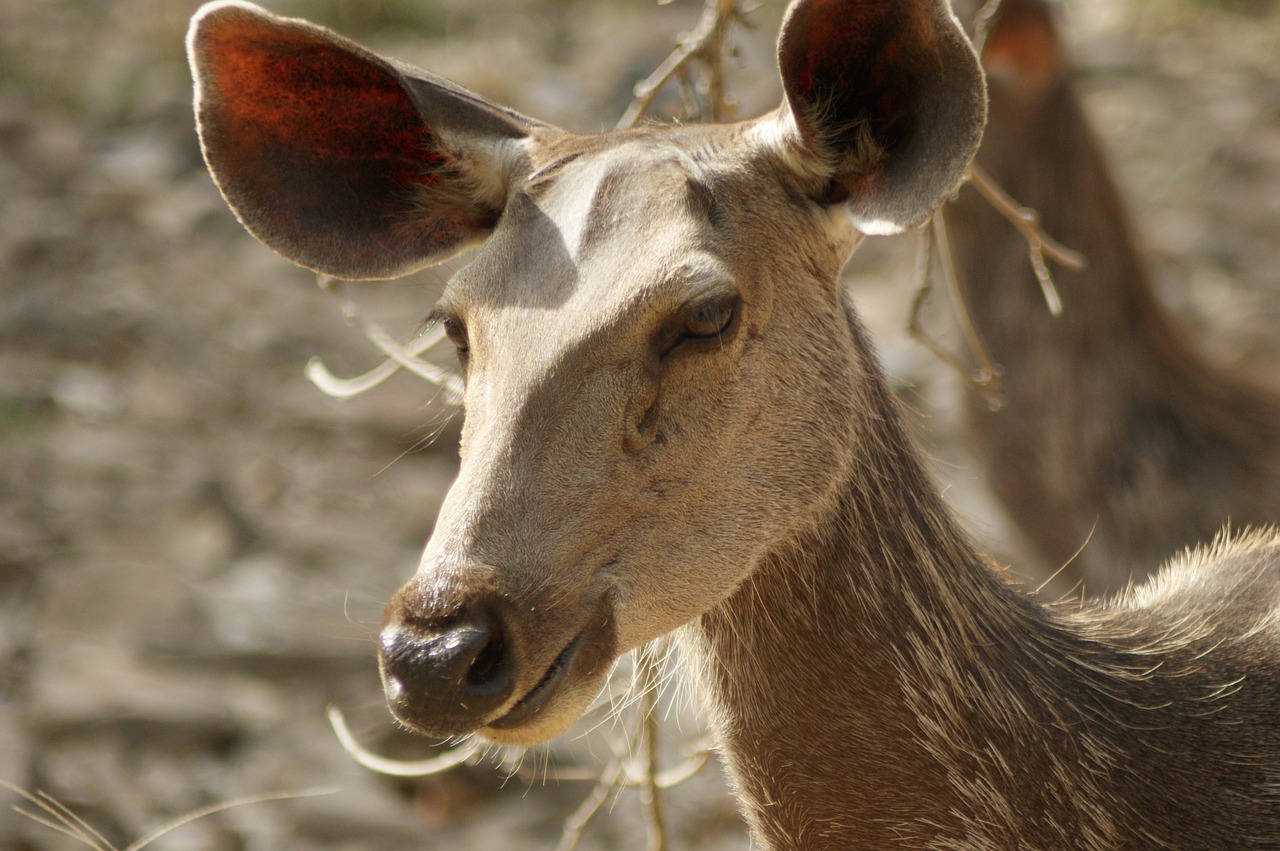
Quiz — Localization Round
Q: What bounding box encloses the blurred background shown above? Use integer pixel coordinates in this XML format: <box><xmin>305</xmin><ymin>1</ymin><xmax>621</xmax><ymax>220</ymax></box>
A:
<box><xmin>1</xmin><ymin>0</ymin><xmax>1278</xmax><ymax>847</ymax></box>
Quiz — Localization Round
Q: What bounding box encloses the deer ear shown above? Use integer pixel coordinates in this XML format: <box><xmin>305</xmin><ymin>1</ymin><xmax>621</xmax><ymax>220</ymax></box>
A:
<box><xmin>187</xmin><ymin>1</ymin><xmax>542</xmax><ymax>280</ymax></box>
<box><xmin>772</xmin><ymin>0</ymin><xmax>987</xmax><ymax>235</ymax></box>
<box><xmin>980</xmin><ymin>0</ymin><xmax>1065</xmax><ymax>97</ymax></box>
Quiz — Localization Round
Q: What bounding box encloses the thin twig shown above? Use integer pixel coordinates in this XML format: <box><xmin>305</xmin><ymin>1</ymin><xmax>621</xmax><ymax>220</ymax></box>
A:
<box><xmin>123</xmin><ymin>788</ymin><xmax>337</xmax><ymax>851</ymax></box>
<box><xmin>636</xmin><ymin>646</ymin><xmax>669</xmax><ymax>851</ymax></box>
<box><xmin>1</xmin><ymin>778</ymin><xmax>334</xmax><ymax>851</ymax></box>
<box><xmin>1</xmin><ymin>780</ymin><xmax>115</xmax><ymax>850</ymax></box>
<box><xmin>39</xmin><ymin>789</ymin><xmax>115</xmax><ymax>850</ymax></box>
<box><xmin>350</xmin><ymin>319</ymin><xmax>464</xmax><ymax>401</ymax></box>
<box><xmin>910</xmin><ymin>162</ymin><xmax>1087</xmax><ymax>408</ymax></box>
<box><xmin>329</xmin><ymin>702</ymin><xmax>642</xmax><ymax>785</ymax></box>
<box><xmin>932</xmin><ymin>213</ymin><xmax>1003</xmax><ymax>396</ymax></box>
<box><xmin>616</xmin><ymin>0</ymin><xmax>746</xmax><ymax>129</ymax></box>
<box><xmin>554</xmin><ymin>761</ymin><xmax>626</xmax><ymax>851</ymax></box>
<box><xmin>654</xmin><ymin>737</ymin><xmax>716</xmax><ymax>789</ymax></box>
<box><xmin>327</xmin><ymin>705</ymin><xmax>482</xmax><ymax>777</ymax></box>
<box><xmin>305</xmin><ymin>325</ymin><xmax>449</xmax><ymax>399</ymax></box>
<box><xmin>907</xmin><ymin>218</ymin><xmax>1005</xmax><ymax>411</ymax></box>
<box><xmin>966</xmin><ymin>162</ymin><xmax>1086</xmax><ymax>316</ymax></box>
<box><xmin>307</xmin><ymin>274</ymin><xmax>464</xmax><ymax>404</ymax></box>
<box><xmin>702</xmin><ymin>0</ymin><xmax>739</xmax><ymax>123</ymax></box>
<box><xmin>11</xmin><ymin>808</ymin><xmax>104</xmax><ymax>848</ymax></box>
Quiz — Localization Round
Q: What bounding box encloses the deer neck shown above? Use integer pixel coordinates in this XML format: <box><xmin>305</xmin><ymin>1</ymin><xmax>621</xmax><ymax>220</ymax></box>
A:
<box><xmin>680</xmin><ymin>319</ymin><xmax>1067</xmax><ymax>848</ymax></box>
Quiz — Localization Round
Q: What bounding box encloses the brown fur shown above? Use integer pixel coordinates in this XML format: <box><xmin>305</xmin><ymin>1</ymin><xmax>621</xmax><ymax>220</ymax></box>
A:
<box><xmin>190</xmin><ymin>1</ymin><xmax>1280</xmax><ymax>847</ymax></box>
<box><xmin>945</xmin><ymin>0</ymin><xmax>1280</xmax><ymax>593</ymax></box>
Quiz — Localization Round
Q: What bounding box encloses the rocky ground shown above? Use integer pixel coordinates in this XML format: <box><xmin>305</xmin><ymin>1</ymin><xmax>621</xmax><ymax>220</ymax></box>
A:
<box><xmin>1</xmin><ymin>0</ymin><xmax>1278</xmax><ymax>848</ymax></box>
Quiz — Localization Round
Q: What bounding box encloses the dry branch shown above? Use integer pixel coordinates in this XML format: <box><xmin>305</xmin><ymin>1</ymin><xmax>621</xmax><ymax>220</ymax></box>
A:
<box><xmin>966</xmin><ymin>162</ymin><xmax>1086</xmax><ymax>316</ymax></box>
<box><xmin>908</xmin><ymin>216</ymin><xmax>1005</xmax><ymax>411</ymax></box>
<box><xmin>307</xmin><ymin>274</ymin><xmax>463</xmax><ymax>404</ymax></box>
<box><xmin>636</xmin><ymin>645</ymin><xmax>669</xmax><ymax>851</ymax></box>
<box><xmin>327</xmin><ymin>705</ymin><xmax>482</xmax><ymax>776</ymax></box>
<box><xmin>1</xmin><ymin>778</ymin><xmax>335</xmax><ymax>851</ymax></box>
<box><xmin>911</xmin><ymin>160</ymin><xmax>1089</xmax><ymax>409</ymax></box>
<box><xmin>617</xmin><ymin>0</ymin><xmax>749</xmax><ymax>129</ymax></box>
<box><xmin>554</xmin><ymin>761</ymin><xmax>626</xmax><ymax>851</ymax></box>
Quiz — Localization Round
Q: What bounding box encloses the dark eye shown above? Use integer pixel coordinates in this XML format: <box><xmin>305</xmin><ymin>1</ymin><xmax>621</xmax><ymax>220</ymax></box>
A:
<box><xmin>683</xmin><ymin>298</ymin><xmax>738</xmax><ymax>339</ymax></box>
<box><xmin>443</xmin><ymin>317</ymin><xmax>469</xmax><ymax>356</ymax></box>
<box><xmin>660</xmin><ymin>296</ymin><xmax>740</xmax><ymax>358</ymax></box>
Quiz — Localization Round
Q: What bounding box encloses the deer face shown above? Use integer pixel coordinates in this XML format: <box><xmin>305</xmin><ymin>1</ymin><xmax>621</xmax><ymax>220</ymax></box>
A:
<box><xmin>188</xmin><ymin>0</ymin><xmax>985</xmax><ymax>744</ymax></box>
<box><xmin>388</xmin><ymin>132</ymin><xmax>871</xmax><ymax>742</ymax></box>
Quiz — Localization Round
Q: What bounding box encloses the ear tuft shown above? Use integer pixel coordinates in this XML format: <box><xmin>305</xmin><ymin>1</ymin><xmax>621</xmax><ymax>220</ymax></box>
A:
<box><xmin>774</xmin><ymin>0</ymin><xmax>987</xmax><ymax>235</ymax></box>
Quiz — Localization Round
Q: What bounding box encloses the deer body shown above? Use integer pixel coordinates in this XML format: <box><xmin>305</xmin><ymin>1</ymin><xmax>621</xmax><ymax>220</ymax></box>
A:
<box><xmin>946</xmin><ymin>0</ymin><xmax>1280</xmax><ymax>592</ymax></box>
<box><xmin>188</xmin><ymin>1</ymin><xmax>1280</xmax><ymax>847</ymax></box>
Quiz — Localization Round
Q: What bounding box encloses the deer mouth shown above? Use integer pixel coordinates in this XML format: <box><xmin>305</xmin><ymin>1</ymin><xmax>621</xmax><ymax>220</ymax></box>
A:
<box><xmin>487</xmin><ymin>630</ymin><xmax>585</xmax><ymax>731</ymax></box>
<box><xmin>481</xmin><ymin>598</ymin><xmax>619</xmax><ymax>741</ymax></box>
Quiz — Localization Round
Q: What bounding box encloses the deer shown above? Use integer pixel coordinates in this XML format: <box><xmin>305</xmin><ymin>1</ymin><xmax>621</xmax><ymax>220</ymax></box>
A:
<box><xmin>943</xmin><ymin>0</ymin><xmax>1280</xmax><ymax>595</ymax></box>
<box><xmin>187</xmin><ymin>0</ymin><xmax>1280</xmax><ymax>847</ymax></box>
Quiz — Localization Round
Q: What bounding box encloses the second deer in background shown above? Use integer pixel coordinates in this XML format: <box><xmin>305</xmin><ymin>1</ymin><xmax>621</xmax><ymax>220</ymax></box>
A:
<box><xmin>944</xmin><ymin>0</ymin><xmax>1280</xmax><ymax>594</ymax></box>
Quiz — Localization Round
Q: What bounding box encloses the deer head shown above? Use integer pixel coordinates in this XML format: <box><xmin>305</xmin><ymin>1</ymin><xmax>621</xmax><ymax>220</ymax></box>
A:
<box><xmin>188</xmin><ymin>0</ymin><xmax>985</xmax><ymax>745</ymax></box>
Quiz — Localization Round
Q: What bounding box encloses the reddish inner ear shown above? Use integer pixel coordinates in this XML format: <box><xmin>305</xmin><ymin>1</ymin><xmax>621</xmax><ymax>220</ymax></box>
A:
<box><xmin>780</xmin><ymin>0</ymin><xmax>926</xmax><ymax>161</ymax></box>
<box><xmin>194</xmin><ymin>9</ymin><xmax>487</xmax><ymax>277</ymax></box>
<box><xmin>201</xmin><ymin>14</ymin><xmax>451</xmax><ymax>190</ymax></box>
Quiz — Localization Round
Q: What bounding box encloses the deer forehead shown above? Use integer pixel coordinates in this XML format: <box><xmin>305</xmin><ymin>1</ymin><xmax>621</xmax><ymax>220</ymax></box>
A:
<box><xmin>440</xmin><ymin>139</ymin><xmax>749</xmax><ymax>367</ymax></box>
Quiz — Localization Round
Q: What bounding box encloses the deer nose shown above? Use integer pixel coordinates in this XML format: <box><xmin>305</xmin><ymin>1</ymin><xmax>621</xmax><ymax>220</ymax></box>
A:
<box><xmin>379</xmin><ymin>601</ymin><xmax>517</xmax><ymax>735</ymax></box>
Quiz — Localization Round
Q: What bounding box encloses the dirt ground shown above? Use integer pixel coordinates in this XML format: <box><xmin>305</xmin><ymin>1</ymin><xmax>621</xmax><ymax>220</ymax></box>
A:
<box><xmin>1</xmin><ymin>0</ymin><xmax>1278</xmax><ymax>848</ymax></box>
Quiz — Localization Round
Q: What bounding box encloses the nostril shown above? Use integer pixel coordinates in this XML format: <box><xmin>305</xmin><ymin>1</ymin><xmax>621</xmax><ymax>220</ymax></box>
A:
<box><xmin>378</xmin><ymin>604</ymin><xmax>517</xmax><ymax>726</ymax></box>
<box><xmin>465</xmin><ymin>630</ymin><xmax>510</xmax><ymax>694</ymax></box>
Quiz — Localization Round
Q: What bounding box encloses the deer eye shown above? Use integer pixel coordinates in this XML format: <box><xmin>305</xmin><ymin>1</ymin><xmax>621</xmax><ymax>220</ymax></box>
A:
<box><xmin>683</xmin><ymin>298</ymin><xmax>738</xmax><ymax>339</ymax></box>
<box><xmin>442</xmin><ymin>316</ymin><xmax>469</xmax><ymax>356</ymax></box>
<box><xmin>659</xmin><ymin>295</ymin><xmax>741</xmax><ymax>358</ymax></box>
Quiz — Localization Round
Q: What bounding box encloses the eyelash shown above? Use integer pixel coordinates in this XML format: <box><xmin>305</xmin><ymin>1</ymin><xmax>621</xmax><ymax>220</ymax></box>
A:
<box><xmin>442</xmin><ymin>317</ymin><xmax>469</xmax><ymax>355</ymax></box>
<box><xmin>661</xmin><ymin>296</ymin><xmax>741</xmax><ymax>357</ymax></box>
<box><xmin>424</xmin><ymin>309</ymin><xmax>469</xmax><ymax>359</ymax></box>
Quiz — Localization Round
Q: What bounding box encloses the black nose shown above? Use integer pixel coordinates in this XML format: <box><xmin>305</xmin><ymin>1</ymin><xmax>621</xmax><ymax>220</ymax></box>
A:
<box><xmin>379</xmin><ymin>602</ymin><xmax>517</xmax><ymax>736</ymax></box>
